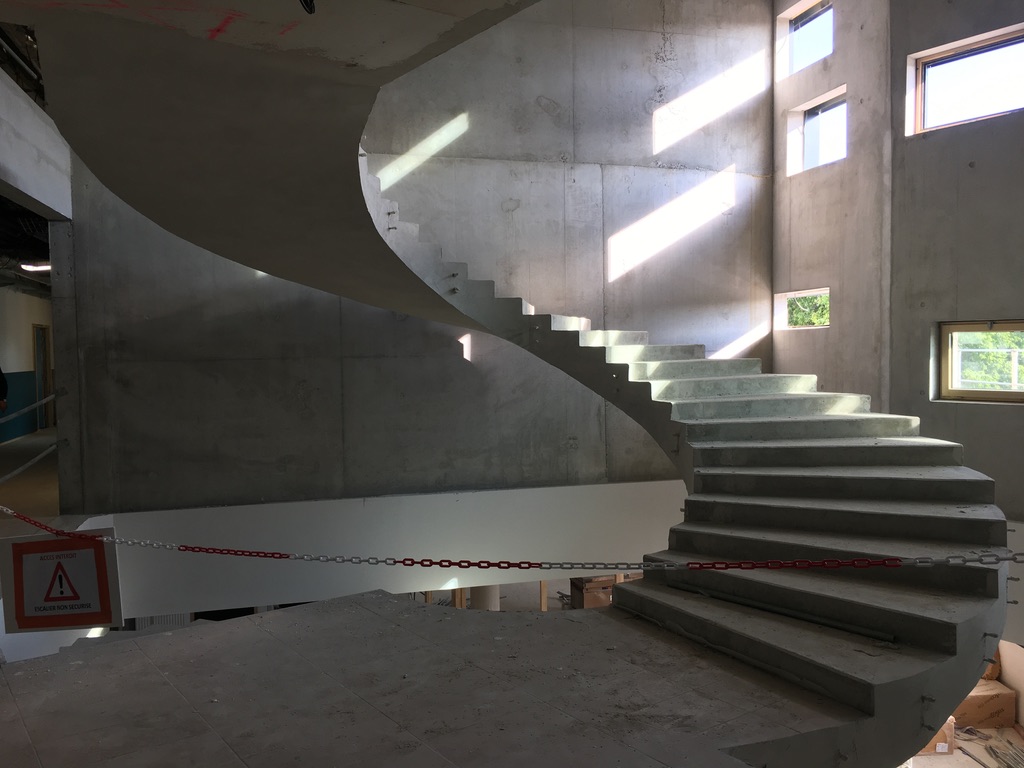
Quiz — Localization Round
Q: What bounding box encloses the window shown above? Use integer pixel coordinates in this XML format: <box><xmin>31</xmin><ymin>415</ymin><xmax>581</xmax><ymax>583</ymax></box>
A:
<box><xmin>774</xmin><ymin>289</ymin><xmax>830</xmax><ymax>330</ymax></box>
<box><xmin>803</xmin><ymin>97</ymin><xmax>847</xmax><ymax>170</ymax></box>
<box><xmin>906</xmin><ymin>23</ymin><xmax>1024</xmax><ymax>135</ymax></box>
<box><xmin>939</xmin><ymin>321</ymin><xmax>1024</xmax><ymax>403</ymax></box>
<box><xmin>777</xmin><ymin>0</ymin><xmax>834</xmax><ymax>80</ymax></box>
<box><xmin>786</xmin><ymin>86</ymin><xmax>848</xmax><ymax>175</ymax></box>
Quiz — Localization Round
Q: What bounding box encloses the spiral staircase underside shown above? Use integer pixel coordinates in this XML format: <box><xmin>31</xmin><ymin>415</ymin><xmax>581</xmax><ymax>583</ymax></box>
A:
<box><xmin>0</xmin><ymin>3</ymin><xmax>1007</xmax><ymax>767</ymax></box>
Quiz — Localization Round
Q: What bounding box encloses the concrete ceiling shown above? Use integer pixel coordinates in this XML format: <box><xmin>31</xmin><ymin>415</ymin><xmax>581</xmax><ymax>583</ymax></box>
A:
<box><xmin>0</xmin><ymin>0</ymin><xmax>538</xmax><ymax>325</ymax></box>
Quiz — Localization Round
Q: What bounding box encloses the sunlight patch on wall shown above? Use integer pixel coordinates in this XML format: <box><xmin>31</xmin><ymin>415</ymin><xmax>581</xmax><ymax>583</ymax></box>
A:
<box><xmin>607</xmin><ymin>165</ymin><xmax>737</xmax><ymax>282</ymax></box>
<box><xmin>653</xmin><ymin>51</ymin><xmax>768</xmax><ymax>154</ymax></box>
<box><xmin>709</xmin><ymin>321</ymin><xmax>770</xmax><ymax>359</ymax></box>
<box><xmin>378</xmin><ymin>113</ymin><xmax>469</xmax><ymax>191</ymax></box>
<box><xmin>458</xmin><ymin>333</ymin><xmax>472</xmax><ymax>362</ymax></box>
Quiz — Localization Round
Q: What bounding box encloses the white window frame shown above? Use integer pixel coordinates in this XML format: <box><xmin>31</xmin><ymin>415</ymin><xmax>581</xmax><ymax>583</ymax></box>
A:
<box><xmin>774</xmin><ymin>288</ymin><xmax>831</xmax><ymax>331</ymax></box>
<box><xmin>786</xmin><ymin>85</ymin><xmax>847</xmax><ymax>176</ymax></box>
<box><xmin>905</xmin><ymin>22</ymin><xmax>1024</xmax><ymax>136</ymax></box>
<box><xmin>775</xmin><ymin>0</ymin><xmax>834</xmax><ymax>81</ymax></box>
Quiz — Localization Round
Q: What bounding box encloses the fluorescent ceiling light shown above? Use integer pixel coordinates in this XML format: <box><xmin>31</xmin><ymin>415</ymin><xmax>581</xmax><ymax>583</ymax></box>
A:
<box><xmin>20</xmin><ymin>262</ymin><xmax>51</xmax><ymax>272</ymax></box>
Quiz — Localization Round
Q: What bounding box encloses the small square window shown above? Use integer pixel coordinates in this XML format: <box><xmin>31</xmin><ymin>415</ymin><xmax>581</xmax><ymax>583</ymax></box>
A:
<box><xmin>786</xmin><ymin>86</ymin><xmax>848</xmax><ymax>176</ymax></box>
<box><xmin>939</xmin><ymin>321</ymin><xmax>1024</xmax><ymax>403</ymax></box>
<box><xmin>774</xmin><ymin>289</ymin><xmax>830</xmax><ymax>330</ymax></box>
<box><xmin>906</xmin><ymin>23</ymin><xmax>1024</xmax><ymax>135</ymax></box>
<box><xmin>777</xmin><ymin>0</ymin><xmax>834</xmax><ymax>80</ymax></box>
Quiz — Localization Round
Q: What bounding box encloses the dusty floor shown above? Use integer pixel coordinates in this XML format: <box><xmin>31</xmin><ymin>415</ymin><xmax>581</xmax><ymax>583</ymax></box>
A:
<box><xmin>0</xmin><ymin>591</ymin><xmax>862</xmax><ymax>768</ymax></box>
<box><xmin>0</xmin><ymin>428</ymin><xmax>59</xmax><ymax>520</ymax></box>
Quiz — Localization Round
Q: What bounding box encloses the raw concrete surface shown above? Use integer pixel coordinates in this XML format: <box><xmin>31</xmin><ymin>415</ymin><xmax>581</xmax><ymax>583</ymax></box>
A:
<box><xmin>58</xmin><ymin>159</ymin><xmax>675</xmax><ymax>515</ymax></box>
<box><xmin>889</xmin><ymin>0</ymin><xmax>1024</xmax><ymax>525</ymax></box>
<box><xmin>0</xmin><ymin>591</ymin><xmax>863</xmax><ymax>768</ymax></box>
<box><xmin>772</xmin><ymin>0</ymin><xmax>892</xmax><ymax>407</ymax></box>
<box><xmin>364</xmin><ymin>0</ymin><xmax>774</xmax><ymax>359</ymax></box>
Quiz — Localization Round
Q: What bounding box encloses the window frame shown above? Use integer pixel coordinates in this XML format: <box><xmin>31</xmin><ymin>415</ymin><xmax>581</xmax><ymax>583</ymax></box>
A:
<box><xmin>774</xmin><ymin>288</ymin><xmax>831</xmax><ymax>331</ymax></box>
<box><xmin>907</xmin><ymin>23</ymin><xmax>1024</xmax><ymax>135</ymax></box>
<box><xmin>939</xmin><ymin>320</ymin><xmax>1024</xmax><ymax>403</ymax></box>
<box><xmin>776</xmin><ymin>0</ymin><xmax>835</xmax><ymax>81</ymax></box>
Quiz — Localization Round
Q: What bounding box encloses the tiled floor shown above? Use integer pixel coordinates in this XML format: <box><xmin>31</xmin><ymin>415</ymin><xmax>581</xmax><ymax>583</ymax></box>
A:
<box><xmin>0</xmin><ymin>591</ymin><xmax>863</xmax><ymax>768</ymax></box>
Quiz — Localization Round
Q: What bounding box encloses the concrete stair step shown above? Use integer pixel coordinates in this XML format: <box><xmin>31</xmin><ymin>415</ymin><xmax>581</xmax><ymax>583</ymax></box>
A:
<box><xmin>683</xmin><ymin>414</ymin><xmax>920</xmax><ymax>441</ymax></box>
<box><xmin>671</xmin><ymin>393</ymin><xmax>870</xmax><ymax>421</ymax></box>
<box><xmin>605</xmin><ymin>343</ymin><xmax>705</xmax><ymax>363</ymax></box>
<box><xmin>644</xmin><ymin>549</ymin><xmax>992</xmax><ymax>654</ymax></box>
<box><xmin>667</xmin><ymin>522</ymin><xmax>1003</xmax><ymax>596</ymax></box>
<box><xmin>691</xmin><ymin>437</ymin><xmax>964</xmax><ymax>468</ymax></box>
<box><xmin>613</xmin><ymin>580</ymin><xmax>947</xmax><ymax>715</ymax></box>
<box><xmin>579</xmin><ymin>329</ymin><xmax>648</xmax><ymax>346</ymax></box>
<box><xmin>683</xmin><ymin>494</ymin><xmax>1005</xmax><ymax>546</ymax></box>
<box><xmin>630</xmin><ymin>358</ymin><xmax>761</xmax><ymax>380</ymax></box>
<box><xmin>693</xmin><ymin>465</ymin><xmax>995</xmax><ymax>503</ymax></box>
<box><xmin>526</xmin><ymin>313</ymin><xmax>592</xmax><ymax>332</ymax></box>
<box><xmin>652</xmin><ymin>374</ymin><xmax>817</xmax><ymax>401</ymax></box>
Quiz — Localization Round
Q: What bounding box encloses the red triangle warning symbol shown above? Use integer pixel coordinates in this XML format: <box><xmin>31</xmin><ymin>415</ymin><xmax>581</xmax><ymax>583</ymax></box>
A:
<box><xmin>44</xmin><ymin>562</ymin><xmax>81</xmax><ymax>602</ymax></box>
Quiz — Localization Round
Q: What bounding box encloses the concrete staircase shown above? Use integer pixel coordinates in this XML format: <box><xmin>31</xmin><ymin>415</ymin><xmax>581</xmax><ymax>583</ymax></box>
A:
<box><xmin>366</xmin><ymin>162</ymin><xmax>1008</xmax><ymax>768</ymax></box>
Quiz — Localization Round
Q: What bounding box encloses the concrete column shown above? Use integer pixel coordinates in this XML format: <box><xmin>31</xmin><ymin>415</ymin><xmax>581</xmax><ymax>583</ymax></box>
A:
<box><xmin>469</xmin><ymin>584</ymin><xmax>500</xmax><ymax>611</ymax></box>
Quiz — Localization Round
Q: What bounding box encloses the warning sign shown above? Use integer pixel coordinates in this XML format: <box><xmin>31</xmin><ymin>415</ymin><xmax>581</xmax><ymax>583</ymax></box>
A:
<box><xmin>0</xmin><ymin>530</ymin><xmax>121</xmax><ymax>633</ymax></box>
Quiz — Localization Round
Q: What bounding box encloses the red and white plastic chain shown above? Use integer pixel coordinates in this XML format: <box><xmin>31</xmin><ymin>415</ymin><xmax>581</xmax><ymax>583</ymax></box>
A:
<box><xmin>2</xmin><ymin>505</ymin><xmax>1018</xmax><ymax>571</ymax></box>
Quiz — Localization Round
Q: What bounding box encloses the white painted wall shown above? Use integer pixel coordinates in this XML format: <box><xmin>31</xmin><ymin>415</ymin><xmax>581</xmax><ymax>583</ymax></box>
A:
<box><xmin>0</xmin><ymin>67</ymin><xmax>71</xmax><ymax>220</ymax></box>
<box><xmin>0</xmin><ymin>288</ymin><xmax>52</xmax><ymax>372</ymax></box>
<box><xmin>61</xmin><ymin>479</ymin><xmax>687</xmax><ymax>619</ymax></box>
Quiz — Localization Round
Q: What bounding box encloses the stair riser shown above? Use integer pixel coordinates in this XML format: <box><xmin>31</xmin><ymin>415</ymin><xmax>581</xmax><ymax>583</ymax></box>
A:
<box><xmin>683</xmin><ymin>499</ymin><xmax>1005</xmax><ymax>546</ymax></box>
<box><xmin>606</xmin><ymin>344</ymin><xmax>705</xmax><ymax>363</ymax></box>
<box><xmin>643</xmin><ymin>566</ymin><xmax>958</xmax><ymax>654</ymax></box>
<box><xmin>630</xmin><ymin>359</ymin><xmax>761</xmax><ymax>380</ymax></box>
<box><xmin>667</xmin><ymin>528</ymin><xmax>999</xmax><ymax>596</ymax></box>
<box><xmin>580</xmin><ymin>330</ymin><xmax>647</xmax><ymax>346</ymax></box>
<box><xmin>613</xmin><ymin>586</ymin><xmax>875</xmax><ymax>713</ymax></box>
<box><xmin>672</xmin><ymin>395</ymin><xmax>870</xmax><ymax>421</ymax></box>
<box><xmin>693</xmin><ymin>472</ymin><xmax>996</xmax><ymax>503</ymax></box>
<box><xmin>692</xmin><ymin>443</ymin><xmax>964</xmax><ymax>468</ymax></box>
<box><xmin>685</xmin><ymin>417</ymin><xmax>921</xmax><ymax>441</ymax></box>
<box><xmin>653</xmin><ymin>375</ymin><xmax>817</xmax><ymax>401</ymax></box>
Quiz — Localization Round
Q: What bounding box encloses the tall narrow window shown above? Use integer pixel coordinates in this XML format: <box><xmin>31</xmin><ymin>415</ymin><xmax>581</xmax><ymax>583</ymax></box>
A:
<box><xmin>939</xmin><ymin>321</ymin><xmax>1024</xmax><ymax>403</ymax></box>
<box><xmin>906</xmin><ymin>24</ymin><xmax>1024</xmax><ymax>135</ymax></box>
<box><xmin>789</xmin><ymin>2</ymin><xmax>834</xmax><ymax>74</ymax></box>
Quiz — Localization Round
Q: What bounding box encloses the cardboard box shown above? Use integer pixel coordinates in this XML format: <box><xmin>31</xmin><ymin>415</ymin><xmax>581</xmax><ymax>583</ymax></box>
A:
<box><xmin>570</xmin><ymin>573</ymin><xmax>643</xmax><ymax>609</ymax></box>
<box><xmin>917</xmin><ymin>716</ymin><xmax>955</xmax><ymax>755</ymax></box>
<box><xmin>953</xmin><ymin>679</ymin><xmax>1017</xmax><ymax>728</ymax></box>
<box><xmin>983</xmin><ymin>647</ymin><xmax>1002</xmax><ymax>680</ymax></box>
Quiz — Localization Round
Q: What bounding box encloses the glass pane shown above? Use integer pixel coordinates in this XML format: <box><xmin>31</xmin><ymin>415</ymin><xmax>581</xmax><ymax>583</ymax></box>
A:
<box><xmin>786</xmin><ymin>293</ymin><xmax>830</xmax><ymax>327</ymax></box>
<box><xmin>790</xmin><ymin>8</ymin><xmax>834</xmax><ymax>74</ymax></box>
<box><xmin>951</xmin><ymin>330</ymin><xmax>1024</xmax><ymax>391</ymax></box>
<box><xmin>804</xmin><ymin>101</ymin><xmax>847</xmax><ymax>170</ymax></box>
<box><xmin>924</xmin><ymin>39</ymin><xmax>1024</xmax><ymax>129</ymax></box>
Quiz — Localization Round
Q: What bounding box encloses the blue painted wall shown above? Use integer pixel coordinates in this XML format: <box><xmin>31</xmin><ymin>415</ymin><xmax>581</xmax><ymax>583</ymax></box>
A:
<box><xmin>0</xmin><ymin>370</ymin><xmax>39</xmax><ymax>443</ymax></box>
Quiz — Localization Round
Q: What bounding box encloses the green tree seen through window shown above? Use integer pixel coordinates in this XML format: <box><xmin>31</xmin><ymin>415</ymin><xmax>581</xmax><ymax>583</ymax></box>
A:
<box><xmin>955</xmin><ymin>331</ymin><xmax>1024</xmax><ymax>391</ymax></box>
<box><xmin>787</xmin><ymin>294</ymin><xmax>830</xmax><ymax>328</ymax></box>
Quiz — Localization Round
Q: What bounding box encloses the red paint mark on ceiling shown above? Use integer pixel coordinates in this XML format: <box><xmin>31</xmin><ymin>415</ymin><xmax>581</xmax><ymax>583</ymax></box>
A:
<box><xmin>278</xmin><ymin>21</ymin><xmax>299</xmax><ymax>36</ymax></box>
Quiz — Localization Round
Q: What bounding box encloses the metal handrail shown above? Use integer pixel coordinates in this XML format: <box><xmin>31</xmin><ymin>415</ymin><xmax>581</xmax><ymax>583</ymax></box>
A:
<box><xmin>0</xmin><ymin>393</ymin><xmax>56</xmax><ymax>425</ymax></box>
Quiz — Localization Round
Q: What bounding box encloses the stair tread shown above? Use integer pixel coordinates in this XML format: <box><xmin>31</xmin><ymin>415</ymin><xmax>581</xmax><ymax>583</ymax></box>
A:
<box><xmin>669</xmin><ymin>521</ymin><xmax>1006</xmax><ymax>564</ymax></box>
<box><xmin>647</xmin><ymin>549</ymin><xmax>993</xmax><ymax>619</ymax></box>
<box><xmin>686</xmin><ymin>493</ymin><xmax>1004</xmax><ymax>521</ymax></box>
<box><xmin>672</xmin><ymin>392</ymin><xmax>865</xmax><ymax>405</ymax></box>
<box><xmin>616</xmin><ymin>580</ymin><xmax>947</xmax><ymax>684</ymax></box>
<box><xmin>690</xmin><ymin>437</ymin><xmax>961</xmax><ymax>450</ymax></box>
<box><xmin>650</xmin><ymin>373</ymin><xmax>814</xmax><ymax>384</ymax></box>
<box><xmin>694</xmin><ymin>465</ymin><xmax>991</xmax><ymax>481</ymax></box>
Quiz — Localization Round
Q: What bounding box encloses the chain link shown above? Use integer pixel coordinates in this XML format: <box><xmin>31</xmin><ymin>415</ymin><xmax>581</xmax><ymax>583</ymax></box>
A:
<box><xmin>2</xmin><ymin>505</ymin><xmax>1021</xmax><ymax>572</ymax></box>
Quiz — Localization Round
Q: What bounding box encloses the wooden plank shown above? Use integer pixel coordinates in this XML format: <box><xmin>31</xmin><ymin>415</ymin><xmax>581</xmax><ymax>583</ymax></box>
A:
<box><xmin>539</xmin><ymin>581</ymin><xmax>547</xmax><ymax>612</ymax></box>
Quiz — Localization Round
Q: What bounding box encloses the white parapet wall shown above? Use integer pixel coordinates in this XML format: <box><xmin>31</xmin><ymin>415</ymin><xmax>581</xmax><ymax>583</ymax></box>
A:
<box><xmin>65</xmin><ymin>479</ymin><xmax>688</xmax><ymax>619</ymax></box>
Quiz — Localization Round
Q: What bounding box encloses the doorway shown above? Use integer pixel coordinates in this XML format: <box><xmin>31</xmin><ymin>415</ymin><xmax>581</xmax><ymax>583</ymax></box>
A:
<box><xmin>32</xmin><ymin>324</ymin><xmax>52</xmax><ymax>429</ymax></box>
